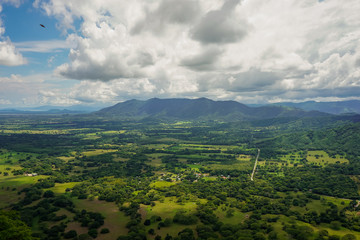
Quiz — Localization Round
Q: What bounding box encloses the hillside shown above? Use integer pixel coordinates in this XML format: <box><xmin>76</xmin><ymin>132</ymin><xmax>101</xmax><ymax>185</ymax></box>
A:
<box><xmin>95</xmin><ymin>98</ymin><xmax>330</xmax><ymax>121</ymax></box>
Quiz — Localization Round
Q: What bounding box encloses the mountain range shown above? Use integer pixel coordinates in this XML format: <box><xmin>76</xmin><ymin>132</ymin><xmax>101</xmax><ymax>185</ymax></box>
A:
<box><xmin>1</xmin><ymin>98</ymin><xmax>358</xmax><ymax>120</ymax></box>
<box><xmin>272</xmin><ymin>100</ymin><xmax>360</xmax><ymax>115</ymax></box>
<box><xmin>95</xmin><ymin>98</ymin><xmax>331</xmax><ymax>121</ymax></box>
<box><xmin>0</xmin><ymin>108</ymin><xmax>85</xmax><ymax>115</ymax></box>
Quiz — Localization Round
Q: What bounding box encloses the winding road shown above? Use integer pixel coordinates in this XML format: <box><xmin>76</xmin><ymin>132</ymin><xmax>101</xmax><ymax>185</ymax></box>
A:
<box><xmin>251</xmin><ymin>148</ymin><xmax>260</xmax><ymax>181</ymax></box>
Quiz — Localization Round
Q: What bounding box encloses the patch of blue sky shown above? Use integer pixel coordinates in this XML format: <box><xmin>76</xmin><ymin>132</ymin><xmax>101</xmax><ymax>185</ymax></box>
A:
<box><xmin>0</xmin><ymin>1</ymin><xmax>79</xmax><ymax>79</ymax></box>
<box><xmin>2</xmin><ymin>1</ymin><xmax>62</xmax><ymax>42</ymax></box>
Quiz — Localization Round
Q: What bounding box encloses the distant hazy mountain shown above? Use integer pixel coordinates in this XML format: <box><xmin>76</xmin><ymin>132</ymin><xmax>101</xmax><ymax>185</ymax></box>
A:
<box><xmin>273</xmin><ymin>100</ymin><xmax>360</xmax><ymax>115</ymax></box>
<box><xmin>21</xmin><ymin>105</ymin><xmax>103</xmax><ymax>112</ymax></box>
<box><xmin>0</xmin><ymin>104</ymin><xmax>104</xmax><ymax>115</ymax></box>
<box><xmin>0</xmin><ymin>108</ymin><xmax>85</xmax><ymax>115</ymax></box>
<box><xmin>95</xmin><ymin>98</ymin><xmax>329</xmax><ymax>121</ymax></box>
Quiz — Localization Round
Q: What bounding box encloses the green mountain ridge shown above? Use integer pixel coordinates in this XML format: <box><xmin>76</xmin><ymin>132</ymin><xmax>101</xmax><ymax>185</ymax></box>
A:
<box><xmin>95</xmin><ymin>98</ymin><xmax>330</xmax><ymax>121</ymax></box>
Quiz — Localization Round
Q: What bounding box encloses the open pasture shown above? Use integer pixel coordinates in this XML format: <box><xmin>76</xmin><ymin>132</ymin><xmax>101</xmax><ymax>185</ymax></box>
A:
<box><xmin>214</xmin><ymin>205</ymin><xmax>247</xmax><ymax>225</ymax></box>
<box><xmin>0</xmin><ymin>175</ymin><xmax>45</xmax><ymax>188</ymax></box>
<box><xmin>146</xmin><ymin>153</ymin><xmax>170</xmax><ymax>167</ymax></box>
<box><xmin>81</xmin><ymin>149</ymin><xmax>118</xmax><ymax>157</ymax></box>
<box><xmin>46</xmin><ymin>182</ymin><xmax>79</xmax><ymax>194</ymax></box>
<box><xmin>140</xmin><ymin>197</ymin><xmax>201</xmax><ymax>238</ymax></box>
<box><xmin>100</xmin><ymin>130</ymin><xmax>127</xmax><ymax>135</ymax></box>
<box><xmin>205</xmin><ymin>160</ymin><xmax>252</xmax><ymax>171</ymax></box>
<box><xmin>142</xmin><ymin>197</ymin><xmax>199</xmax><ymax>220</ymax></box>
<box><xmin>150</xmin><ymin>181</ymin><xmax>176</xmax><ymax>189</ymax></box>
<box><xmin>270</xmin><ymin>214</ymin><xmax>360</xmax><ymax>240</ymax></box>
<box><xmin>307</xmin><ymin>150</ymin><xmax>348</xmax><ymax>165</ymax></box>
<box><xmin>72</xmin><ymin>198</ymin><xmax>130</xmax><ymax>240</ymax></box>
<box><xmin>0</xmin><ymin>175</ymin><xmax>45</xmax><ymax>208</ymax></box>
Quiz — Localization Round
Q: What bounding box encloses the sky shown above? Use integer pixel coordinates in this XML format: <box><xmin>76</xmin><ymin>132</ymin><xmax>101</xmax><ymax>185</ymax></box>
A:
<box><xmin>0</xmin><ymin>0</ymin><xmax>360</xmax><ymax>108</ymax></box>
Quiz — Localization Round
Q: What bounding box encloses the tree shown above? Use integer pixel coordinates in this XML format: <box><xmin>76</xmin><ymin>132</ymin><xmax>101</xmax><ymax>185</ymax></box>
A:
<box><xmin>341</xmin><ymin>234</ymin><xmax>356</xmax><ymax>240</ymax></box>
<box><xmin>178</xmin><ymin>228</ymin><xmax>195</xmax><ymax>240</ymax></box>
<box><xmin>268</xmin><ymin>231</ymin><xmax>278</xmax><ymax>240</ymax></box>
<box><xmin>100</xmin><ymin>228</ymin><xmax>110</xmax><ymax>234</ymax></box>
<box><xmin>330</xmin><ymin>221</ymin><xmax>342</xmax><ymax>230</ymax></box>
<box><xmin>43</xmin><ymin>190</ymin><xmax>55</xmax><ymax>198</ymax></box>
<box><xmin>254</xmin><ymin>232</ymin><xmax>266</xmax><ymax>240</ymax></box>
<box><xmin>0</xmin><ymin>210</ymin><xmax>35</xmax><ymax>240</ymax></box>
<box><xmin>88</xmin><ymin>229</ymin><xmax>98</xmax><ymax>238</ymax></box>
<box><xmin>64</xmin><ymin>230</ymin><xmax>77</xmax><ymax>239</ymax></box>
<box><xmin>173</xmin><ymin>211</ymin><xmax>197</xmax><ymax>225</ymax></box>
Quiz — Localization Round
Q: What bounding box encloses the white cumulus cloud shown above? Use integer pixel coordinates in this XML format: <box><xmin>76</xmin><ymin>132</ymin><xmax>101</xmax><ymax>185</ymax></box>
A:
<box><xmin>0</xmin><ymin>2</ymin><xmax>27</xmax><ymax>66</ymax></box>
<box><xmin>31</xmin><ymin>0</ymin><xmax>360</xmax><ymax>103</ymax></box>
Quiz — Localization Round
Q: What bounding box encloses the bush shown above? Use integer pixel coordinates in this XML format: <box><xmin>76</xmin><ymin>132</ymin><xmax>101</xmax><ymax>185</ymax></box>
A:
<box><xmin>43</xmin><ymin>190</ymin><xmax>55</xmax><ymax>198</ymax></box>
<box><xmin>78</xmin><ymin>234</ymin><xmax>92</xmax><ymax>240</ymax></box>
<box><xmin>341</xmin><ymin>234</ymin><xmax>356</xmax><ymax>240</ymax></box>
<box><xmin>163</xmin><ymin>218</ymin><xmax>172</xmax><ymax>227</ymax></box>
<box><xmin>64</xmin><ymin>230</ymin><xmax>77</xmax><ymax>239</ymax></box>
<box><xmin>173</xmin><ymin>211</ymin><xmax>197</xmax><ymax>225</ymax></box>
<box><xmin>330</xmin><ymin>221</ymin><xmax>342</xmax><ymax>230</ymax></box>
<box><xmin>88</xmin><ymin>229</ymin><xmax>98</xmax><ymax>238</ymax></box>
<box><xmin>100</xmin><ymin>228</ymin><xmax>110</xmax><ymax>234</ymax></box>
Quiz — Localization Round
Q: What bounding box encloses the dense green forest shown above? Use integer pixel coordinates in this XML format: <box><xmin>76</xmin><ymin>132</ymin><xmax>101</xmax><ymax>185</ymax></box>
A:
<box><xmin>0</xmin><ymin>112</ymin><xmax>360</xmax><ymax>240</ymax></box>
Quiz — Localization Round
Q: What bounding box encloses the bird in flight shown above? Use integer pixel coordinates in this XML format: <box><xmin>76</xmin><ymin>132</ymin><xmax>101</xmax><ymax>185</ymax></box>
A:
<box><xmin>40</xmin><ymin>24</ymin><xmax>46</xmax><ymax>28</ymax></box>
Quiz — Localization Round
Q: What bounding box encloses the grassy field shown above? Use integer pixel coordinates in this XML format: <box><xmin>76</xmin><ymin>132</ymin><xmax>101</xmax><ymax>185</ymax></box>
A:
<box><xmin>140</xmin><ymin>197</ymin><xmax>201</xmax><ymax>238</ymax></box>
<box><xmin>0</xmin><ymin>164</ymin><xmax>22</xmax><ymax>174</ymax></box>
<box><xmin>57</xmin><ymin>156</ymin><xmax>75</xmax><ymax>162</ymax></box>
<box><xmin>270</xmin><ymin>215</ymin><xmax>328</xmax><ymax>240</ymax></box>
<box><xmin>206</xmin><ymin>160</ymin><xmax>252</xmax><ymax>171</ymax></box>
<box><xmin>259</xmin><ymin>152</ymin><xmax>305</xmax><ymax>168</ymax></box>
<box><xmin>259</xmin><ymin>150</ymin><xmax>348</xmax><ymax>169</ymax></box>
<box><xmin>0</xmin><ymin>175</ymin><xmax>46</xmax><ymax>188</ymax></box>
<box><xmin>0</xmin><ymin>175</ymin><xmax>46</xmax><ymax>208</ymax></box>
<box><xmin>150</xmin><ymin>181</ymin><xmax>176</xmax><ymax>189</ymax></box>
<box><xmin>72</xmin><ymin>198</ymin><xmax>129</xmax><ymax>240</ymax></box>
<box><xmin>46</xmin><ymin>182</ymin><xmax>79</xmax><ymax>194</ymax></box>
<box><xmin>214</xmin><ymin>205</ymin><xmax>247</xmax><ymax>225</ymax></box>
<box><xmin>81</xmin><ymin>149</ymin><xmax>118</xmax><ymax>157</ymax></box>
<box><xmin>100</xmin><ymin>130</ymin><xmax>126</xmax><ymax>135</ymax></box>
<box><xmin>307</xmin><ymin>150</ymin><xmax>348</xmax><ymax>165</ymax></box>
<box><xmin>143</xmin><ymin>197</ymin><xmax>199</xmax><ymax>220</ymax></box>
<box><xmin>187</xmin><ymin>164</ymin><xmax>201</xmax><ymax>171</ymax></box>
<box><xmin>203</xmin><ymin>176</ymin><xmax>217</xmax><ymax>181</ymax></box>
<box><xmin>146</xmin><ymin>153</ymin><xmax>170</xmax><ymax>167</ymax></box>
<box><xmin>144</xmin><ymin>144</ymin><xmax>170</xmax><ymax>150</ymax></box>
<box><xmin>270</xmin><ymin>214</ymin><xmax>360</xmax><ymax>240</ymax></box>
<box><xmin>237</xmin><ymin>154</ymin><xmax>252</xmax><ymax>161</ymax></box>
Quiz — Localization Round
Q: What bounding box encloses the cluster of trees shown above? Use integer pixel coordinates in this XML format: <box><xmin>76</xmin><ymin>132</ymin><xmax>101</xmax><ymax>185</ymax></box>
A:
<box><xmin>267</xmin><ymin>164</ymin><xmax>359</xmax><ymax>199</ymax></box>
<box><xmin>0</xmin><ymin>210</ymin><xmax>35</xmax><ymax>240</ymax></box>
